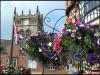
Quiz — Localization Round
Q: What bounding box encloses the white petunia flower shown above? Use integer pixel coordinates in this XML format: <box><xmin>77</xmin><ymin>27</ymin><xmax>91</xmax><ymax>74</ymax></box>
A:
<box><xmin>79</xmin><ymin>24</ymin><xmax>85</xmax><ymax>27</ymax></box>
<box><xmin>71</xmin><ymin>33</ymin><xmax>75</xmax><ymax>37</ymax></box>
<box><xmin>77</xmin><ymin>36</ymin><xmax>81</xmax><ymax>39</ymax></box>
<box><xmin>97</xmin><ymin>39</ymin><xmax>100</xmax><ymax>45</ymax></box>
<box><xmin>55</xmin><ymin>58</ymin><xmax>58</xmax><ymax>60</ymax></box>
<box><xmin>66</xmin><ymin>29</ymin><xmax>72</xmax><ymax>32</ymax></box>
<box><xmin>39</xmin><ymin>48</ymin><xmax>42</xmax><ymax>52</ymax></box>
<box><xmin>26</xmin><ymin>39</ymin><xmax>28</xmax><ymax>41</ymax></box>
<box><xmin>26</xmin><ymin>44</ymin><xmax>28</xmax><ymax>47</ymax></box>
<box><xmin>48</xmin><ymin>42</ymin><xmax>52</xmax><ymax>46</ymax></box>
<box><xmin>34</xmin><ymin>33</ymin><xmax>38</xmax><ymax>36</ymax></box>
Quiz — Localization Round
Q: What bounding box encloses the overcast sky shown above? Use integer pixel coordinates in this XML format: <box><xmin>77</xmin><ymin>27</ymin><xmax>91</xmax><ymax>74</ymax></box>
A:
<box><xmin>1</xmin><ymin>1</ymin><xmax>66</xmax><ymax>40</ymax></box>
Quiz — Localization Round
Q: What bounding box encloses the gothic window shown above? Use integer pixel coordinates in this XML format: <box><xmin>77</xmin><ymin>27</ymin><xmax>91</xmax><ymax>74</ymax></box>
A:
<box><xmin>16</xmin><ymin>21</ymin><xmax>21</xmax><ymax>24</ymax></box>
<box><xmin>26</xmin><ymin>29</ymin><xmax>31</xmax><ymax>38</ymax></box>
<box><xmin>30</xmin><ymin>20</ymin><xmax>36</xmax><ymax>24</ymax></box>
<box><xmin>18</xmin><ymin>29</ymin><xmax>25</xmax><ymax>39</ymax></box>
<box><xmin>23</xmin><ymin>19</ymin><xmax>29</xmax><ymax>25</ymax></box>
<box><xmin>19</xmin><ymin>29</ymin><xmax>24</xmax><ymax>36</ymax></box>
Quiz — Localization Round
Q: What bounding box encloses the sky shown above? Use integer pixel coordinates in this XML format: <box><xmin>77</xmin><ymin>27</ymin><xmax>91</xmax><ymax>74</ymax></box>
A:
<box><xmin>1</xmin><ymin>1</ymin><xmax>66</xmax><ymax>40</ymax></box>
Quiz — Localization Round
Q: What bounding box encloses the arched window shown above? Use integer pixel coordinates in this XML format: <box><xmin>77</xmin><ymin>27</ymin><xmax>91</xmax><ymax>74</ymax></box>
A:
<box><xmin>26</xmin><ymin>29</ymin><xmax>31</xmax><ymax>38</ymax></box>
<box><xmin>19</xmin><ymin>29</ymin><xmax>24</xmax><ymax>35</ymax></box>
<box><xmin>19</xmin><ymin>29</ymin><xmax>25</xmax><ymax>39</ymax></box>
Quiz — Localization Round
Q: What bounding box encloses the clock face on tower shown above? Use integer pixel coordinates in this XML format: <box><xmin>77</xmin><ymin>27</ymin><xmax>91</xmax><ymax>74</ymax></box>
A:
<box><xmin>23</xmin><ymin>19</ymin><xmax>29</xmax><ymax>25</ymax></box>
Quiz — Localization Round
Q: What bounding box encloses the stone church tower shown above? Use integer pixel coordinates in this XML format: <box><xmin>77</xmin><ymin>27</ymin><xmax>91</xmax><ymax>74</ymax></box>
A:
<box><xmin>14</xmin><ymin>6</ymin><xmax>43</xmax><ymax>40</ymax></box>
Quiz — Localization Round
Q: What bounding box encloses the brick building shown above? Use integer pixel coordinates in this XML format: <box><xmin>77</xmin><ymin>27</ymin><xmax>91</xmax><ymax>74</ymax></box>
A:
<box><xmin>1</xmin><ymin>40</ymin><xmax>43</xmax><ymax>74</ymax></box>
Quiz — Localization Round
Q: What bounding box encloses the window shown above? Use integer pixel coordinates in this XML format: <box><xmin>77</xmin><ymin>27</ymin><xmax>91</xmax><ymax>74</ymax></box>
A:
<box><xmin>91</xmin><ymin>12</ymin><xmax>94</xmax><ymax>20</ymax></box>
<box><xmin>30</xmin><ymin>20</ymin><xmax>36</xmax><ymax>24</ymax></box>
<box><xmin>23</xmin><ymin>19</ymin><xmax>29</xmax><ymax>25</ymax></box>
<box><xmin>32</xmin><ymin>20</ymin><xmax>36</xmax><ymax>24</ymax></box>
<box><xmin>28</xmin><ymin>59</ymin><xmax>37</xmax><ymax>69</ymax></box>
<box><xmin>88</xmin><ymin>15</ymin><xmax>91</xmax><ymax>22</ymax></box>
<box><xmin>80</xmin><ymin>9</ymin><xmax>81</xmax><ymax>15</ymax></box>
<box><xmin>19</xmin><ymin>29</ymin><xmax>24</xmax><ymax>35</ymax></box>
<box><xmin>85</xmin><ymin>17</ymin><xmax>87</xmax><ymax>23</ymax></box>
<box><xmin>48</xmin><ymin>64</ymin><xmax>55</xmax><ymax>70</ymax></box>
<box><xmin>8</xmin><ymin>57</ymin><xmax>18</xmax><ymax>67</ymax></box>
<box><xmin>26</xmin><ymin>29</ymin><xmax>31</xmax><ymax>38</ymax></box>
<box><xmin>13</xmin><ymin>58</ymin><xmax>18</xmax><ymax>67</ymax></box>
<box><xmin>18</xmin><ymin>29</ymin><xmax>24</xmax><ymax>39</ymax></box>
<box><xmin>16</xmin><ymin>21</ymin><xmax>21</xmax><ymax>24</ymax></box>
<box><xmin>96</xmin><ymin>7</ymin><xmax>100</xmax><ymax>16</ymax></box>
<box><xmin>94</xmin><ymin>9</ymin><xmax>97</xmax><ymax>18</ymax></box>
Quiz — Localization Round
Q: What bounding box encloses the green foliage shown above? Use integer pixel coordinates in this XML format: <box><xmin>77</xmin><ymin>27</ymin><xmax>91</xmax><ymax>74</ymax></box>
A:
<box><xmin>23</xmin><ymin>43</ymin><xmax>38</xmax><ymax>58</ymax></box>
<box><xmin>84</xmin><ymin>35</ymin><xmax>92</xmax><ymax>45</ymax></box>
<box><xmin>66</xmin><ymin>24</ymin><xmax>75</xmax><ymax>30</ymax></box>
<box><xmin>61</xmin><ymin>50</ymin><xmax>68</xmax><ymax>65</ymax></box>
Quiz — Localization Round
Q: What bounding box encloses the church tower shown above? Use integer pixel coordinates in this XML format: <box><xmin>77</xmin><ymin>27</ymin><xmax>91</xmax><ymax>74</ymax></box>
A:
<box><xmin>14</xmin><ymin>6</ymin><xmax>43</xmax><ymax>40</ymax></box>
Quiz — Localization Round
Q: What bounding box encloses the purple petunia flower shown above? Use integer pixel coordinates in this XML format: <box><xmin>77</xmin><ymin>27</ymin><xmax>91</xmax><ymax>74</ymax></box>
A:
<box><xmin>87</xmin><ymin>58</ymin><xmax>96</xmax><ymax>65</ymax></box>
<box><xmin>61</xmin><ymin>27</ymin><xmax>66</xmax><ymax>33</ymax></box>
<box><xmin>87</xmin><ymin>49</ymin><xmax>94</xmax><ymax>54</ymax></box>
<box><xmin>97</xmin><ymin>57</ymin><xmax>100</xmax><ymax>63</ymax></box>
<box><xmin>91</xmin><ymin>54</ymin><xmax>97</xmax><ymax>58</ymax></box>
<box><xmin>87</xmin><ymin>53</ymin><xmax>98</xmax><ymax>65</ymax></box>
<box><xmin>75</xmin><ymin>54</ymin><xmax>83</xmax><ymax>61</ymax></box>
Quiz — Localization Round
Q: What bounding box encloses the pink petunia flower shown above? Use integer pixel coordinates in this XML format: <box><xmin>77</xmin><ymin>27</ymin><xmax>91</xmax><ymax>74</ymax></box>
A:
<box><xmin>53</xmin><ymin>35</ymin><xmax>62</xmax><ymax>54</ymax></box>
<box><xmin>72</xmin><ymin>29</ymin><xmax>77</xmax><ymax>33</ymax></box>
<box><xmin>74</xmin><ymin>21</ymin><xmax>82</xmax><ymax>26</ymax></box>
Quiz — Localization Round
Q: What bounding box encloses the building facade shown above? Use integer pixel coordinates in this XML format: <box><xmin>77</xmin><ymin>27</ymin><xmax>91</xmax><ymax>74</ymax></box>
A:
<box><xmin>79</xmin><ymin>1</ymin><xmax>100</xmax><ymax>26</ymax></box>
<box><xmin>66</xmin><ymin>1</ymin><xmax>100</xmax><ymax>30</ymax></box>
<box><xmin>1</xmin><ymin>40</ymin><xmax>29</xmax><ymax>68</ymax></box>
<box><xmin>1</xmin><ymin>40</ymin><xmax>43</xmax><ymax>74</ymax></box>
